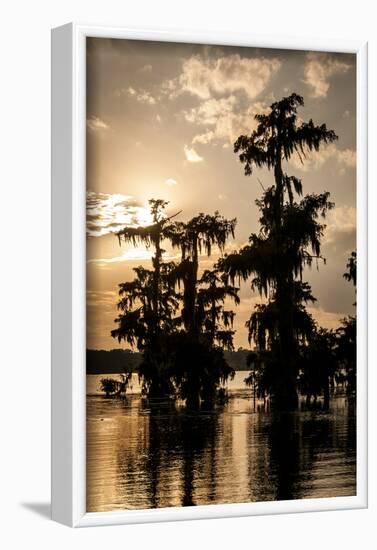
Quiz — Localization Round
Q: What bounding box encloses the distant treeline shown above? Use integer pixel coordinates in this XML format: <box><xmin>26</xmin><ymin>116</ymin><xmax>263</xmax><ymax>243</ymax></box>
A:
<box><xmin>86</xmin><ymin>348</ymin><xmax>251</xmax><ymax>374</ymax></box>
<box><xmin>87</xmin><ymin>349</ymin><xmax>141</xmax><ymax>374</ymax></box>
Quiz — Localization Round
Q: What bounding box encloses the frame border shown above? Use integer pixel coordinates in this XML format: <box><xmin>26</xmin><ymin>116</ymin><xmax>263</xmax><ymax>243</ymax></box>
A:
<box><xmin>51</xmin><ymin>23</ymin><xmax>368</xmax><ymax>527</ymax></box>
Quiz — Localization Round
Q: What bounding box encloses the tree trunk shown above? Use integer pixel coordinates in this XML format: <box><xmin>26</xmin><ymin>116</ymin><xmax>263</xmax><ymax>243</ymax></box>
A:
<box><xmin>272</xmin><ymin>150</ymin><xmax>299</xmax><ymax>410</ymax></box>
<box><xmin>323</xmin><ymin>376</ymin><xmax>330</xmax><ymax>409</ymax></box>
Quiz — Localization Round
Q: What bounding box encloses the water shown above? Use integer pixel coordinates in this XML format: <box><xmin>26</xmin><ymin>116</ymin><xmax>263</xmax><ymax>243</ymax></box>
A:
<box><xmin>86</xmin><ymin>373</ymin><xmax>356</xmax><ymax>512</ymax></box>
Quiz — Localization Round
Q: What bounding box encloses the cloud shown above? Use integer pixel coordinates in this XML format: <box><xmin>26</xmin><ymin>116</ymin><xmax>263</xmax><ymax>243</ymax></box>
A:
<box><xmin>88</xmin><ymin>248</ymin><xmax>153</xmax><ymax>264</ymax></box>
<box><xmin>165</xmin><ymin>54</ymin><xmax>281</xmax><ymax>100</ymax></box>
<box><xmin>322</xmin><ymin>205</ymin><xmax>356</xmax><ymax>246</ymax></box>
<box><xmin>116</xmin><ymin>86</ymin><xmax>156</xmax><ymax>104</ymax></box>
<box><xmin>88</xmin><ymin>247</ymin><xmax>180</xmax><ymax>266</ymax></box>
<box><xmin>184</xmin><ymin>145</ymin><xmax>204</xmax><ymax>163</ymax></box>
<box><xmin>186</xmin><ymin>97</ymin><xmax>270</xmax><ymax>145</ymax></box>
<box><xmin>87</xmin><ymin>116</ymin><xmax>109</xmax><ymax>131</ymax></box>
<box><xmin>304</xmin><ymin>53</ymin><xmax>352</xmax><ymax>98</ymax></box>
<box><xmin>165</xmin><ymin>178</ymin><xmax>178</xmax><ymax>186</ymax></box>
<box><xmin>288</xmin><ymin>143</ymin><xmax>356</xmax><ymax>173</ymax></box>
<box><xmin>162</xmin><ymin>53</ymin><xmax>278</xmax><ymax>147</ymax></box>
<box><xmin>307</xmin><ymin>306</ymin><xmax>346</xmax><ymax>330</ymax></box>
<box><xmin>134</xmin><ymin>90</ymin><xmax>156</xmax><ymax>105</ymax></box>
<box><xmin>184</xmin><ymin>96</ymin><xmax>237</xmax><ymax>125</ymax></box>
<box><xmin>86</xmin><ymin>191</ymin><xmax>153</xmax><ymax>237</ymax></box>
<box><xmin>336</xmin><ymin>148</ymin><xmax>356</xmax><ymax>168</ymax></box>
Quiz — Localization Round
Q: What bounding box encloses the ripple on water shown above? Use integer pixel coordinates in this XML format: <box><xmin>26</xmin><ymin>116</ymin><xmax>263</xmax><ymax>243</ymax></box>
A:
<box><xmin>86</xmin><ymin>390</ymin><xmax>356</xmax><ymax>512</ymax></box>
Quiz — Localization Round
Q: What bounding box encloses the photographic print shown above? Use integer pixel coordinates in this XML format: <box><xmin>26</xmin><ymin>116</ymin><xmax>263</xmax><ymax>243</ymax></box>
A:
<box><xmin>85</xmin><ymin>37</ymin><xmax>357</xmax><ymax>513</ymax></box>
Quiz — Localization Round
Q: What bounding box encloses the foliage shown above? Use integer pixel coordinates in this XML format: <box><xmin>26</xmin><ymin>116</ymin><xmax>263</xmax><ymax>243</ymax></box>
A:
<box><xmin>221</xmin><ymin>93</ymin><xmax>337</xmax><ymax>409</ymax></box>
<box><xmin>335</xmin><ymin>316</ymin><xmax>356</xmax><ymax>395</ymax></box>
<box><xmin>100</xmin><ymin>373</ymin><xmax>133</xmax><ymax>397</ymax></box>
<box><xmin>343</xmin><ymin>251</ymin><xmax>357</xmax><ymax>286</ymax></box>
<box><xmin>298</xmin><ymin>328</ymin><xmax>337</xmax><ymax>404</ymax></box>
<box><xmin>166</xmin><ymin>213</ymin><xmax>239</xmax><ymax>407</ymax></box>
<box><xmin>336</xmin><ymin>251</ymin><xmax>357</xmax><ymax>395</ymax></box>
<box><xmin>234</xmin><ymin>93</ymin><xmax>337</xmax><ymax>183</ymax></box>
<box><xmin>111</xmin><ymin>200</ymin><xmax>180</xmax><ymax>398</ymax></box>
<box><xmin>111</xmin><ymin>201</ymin><xmax>239</xmax><ymax>406</ymax></box>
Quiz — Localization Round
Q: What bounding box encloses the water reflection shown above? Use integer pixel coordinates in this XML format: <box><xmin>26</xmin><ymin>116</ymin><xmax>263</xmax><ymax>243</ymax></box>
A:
<box><xmin>86</xmin><ymin>393</ymin><xmax>356</xmax><ymax>512</ymax></box>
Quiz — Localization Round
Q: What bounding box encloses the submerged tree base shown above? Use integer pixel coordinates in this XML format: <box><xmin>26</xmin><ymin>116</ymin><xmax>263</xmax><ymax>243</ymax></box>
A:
<box><xmin>270</xmin><ymin>388</ymin><xmax>299</xmax><ymax>411</ymax></box>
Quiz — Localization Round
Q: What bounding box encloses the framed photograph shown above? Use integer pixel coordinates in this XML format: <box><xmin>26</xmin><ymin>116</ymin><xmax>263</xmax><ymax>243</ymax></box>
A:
<box><xmin>51</xmin><ymin>23</ymin><xmax>368</xmax><ymax>527</ymax></box>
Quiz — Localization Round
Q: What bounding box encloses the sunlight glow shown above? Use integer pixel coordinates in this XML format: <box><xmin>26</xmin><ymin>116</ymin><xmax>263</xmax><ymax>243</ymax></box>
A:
<box><xmin>86</xmin><ymin>191</ymin><xmax>154</xmax><ymax>237</ymax></box>
<box><xmin>88</xmin><ymin>247</ymin><xmax>181</xmax><ymax>265</ymax></box>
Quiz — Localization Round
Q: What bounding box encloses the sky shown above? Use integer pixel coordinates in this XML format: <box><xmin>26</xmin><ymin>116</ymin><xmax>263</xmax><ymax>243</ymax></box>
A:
<box><xmin>86</xmin><ymin>37</ymin><xmax>356</xmax><ymax>351</ymax></box>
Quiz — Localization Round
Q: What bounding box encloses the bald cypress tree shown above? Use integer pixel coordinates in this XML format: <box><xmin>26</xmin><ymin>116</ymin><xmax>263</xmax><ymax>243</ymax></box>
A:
<box><xmin>111</xmin><ymin>199</ymin><xmax>181</xmax><ymax>398</ymax></box>
<box><xmin>166</xmin><ymin>213</ymin><xmax>239</xmax><ymax>408</ymax></box>
<box><xmin>111</xmin><ymin>203</ymin><xmax>239</xmax><ymax>405</ymax></box>
<box><xmin>336</xmin><ymin>251</ymin><xmax>357</xmax><ymax>395</ymax></box>
<box><xmin>221</xmin><ymin>94</ymin><xmax>337</xmax><ymax>409</ymax></box>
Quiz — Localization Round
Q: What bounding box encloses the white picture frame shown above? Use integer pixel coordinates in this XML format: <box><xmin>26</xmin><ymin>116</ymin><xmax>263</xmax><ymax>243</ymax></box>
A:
<box><xmin>51</xmin><ymin>23</ymin><xmax>368</xmax><ymax>527</ymax></box>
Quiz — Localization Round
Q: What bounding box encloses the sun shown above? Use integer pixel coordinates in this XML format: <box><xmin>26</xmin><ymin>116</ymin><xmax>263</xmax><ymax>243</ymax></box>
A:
<box><xmin>134</xmin><ymin>204</ymin><xmax>154</xmax><ymax>226</ymax></box>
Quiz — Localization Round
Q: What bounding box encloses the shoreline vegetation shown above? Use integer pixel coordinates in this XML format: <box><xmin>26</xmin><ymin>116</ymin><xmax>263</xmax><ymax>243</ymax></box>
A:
<box><xmin>86</xmin><ymin>348</ymin><xmax>251</xmax><ymax>374</ymax></box>
<box><xmin>88</xmin><ymin>94</ymin><xmax>356</xmax><ymax>411</ymax></box>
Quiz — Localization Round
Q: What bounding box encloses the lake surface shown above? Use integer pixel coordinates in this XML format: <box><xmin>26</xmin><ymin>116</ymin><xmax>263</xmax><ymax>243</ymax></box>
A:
<box><xmin>86</xmin><ymin>373</ymin><xmax>356</xmax><ymax>512</ymax></box>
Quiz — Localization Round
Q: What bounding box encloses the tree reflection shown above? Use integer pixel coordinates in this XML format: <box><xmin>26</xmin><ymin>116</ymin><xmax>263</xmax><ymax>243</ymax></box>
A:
<box><xmin>181</xmin><ymin>410</ymin><xmax>218</xmax><ymax>506</ymax></box>
<box><xmin>105</xmin><ymin>396</ymin><xmax>356</xmax><ymax>511</ymax></box>
<box><xmin>269</xmin><ymin>412</ymin><xmax>301</xmax><ymax>500</ymax></box>
<box><xmin>142</xmin><ymin>402</ymin><xmax>219</xmax><ymax>507</ymax></box>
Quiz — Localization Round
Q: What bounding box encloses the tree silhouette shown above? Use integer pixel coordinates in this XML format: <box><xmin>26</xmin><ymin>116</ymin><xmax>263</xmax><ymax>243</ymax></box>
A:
<box><xmin>343</xmin><ymin>251</ymin><xmax>357</xmax><ymax>286</ymax></box>
<box><xmin>167</xmin><ymin>213</ymin><xmax>236</xmax><ymax>335</ymax></box>
<box><xmin>100</xmin><ymin>373</ymin><xmax>133</xmax><ymax>397</ymax></box>
<box><xmin>244</xmin><ymin>281</ymin><xmax>317</xmax><ymax>402</ymax></box>
<box><xmin>166</xmin><ymin>213</ymin><xmax>239</xmax><ymax>408</ymax></box>
<box><xmin>298</xmin><ymin>327</ymin><xmax>337</xmax><ymax>407</ymax></box>
<box><xmin>221</xmin><ymin>94</ymin><xmax>337</xmax><ymax>409</ymax></box>
<box><xmin>197</xmin><ymin>269</ymin><xmax>240</xmax><ymax>349</ymax></box>
<box><xmin>111</xmin><ymin>203</ymin><xmax>239</xmax><ymax>406</ymax></box>
<box><xmin>111</xmin><ymin>264</ymin><xmax>180</xmax><ymax>397</ymax></box>
<box><xmin>336</xmin><ymin>251</ymin><xmax>357</xmax><ymax>395</ymax></box>
<box><xmin>336</xmin><ymin>317</ymin><xmax>356</xmax><ymax>395</ymax></box>
<box><xmin>111</xmin><ymin>200</ymin><xmax>181</xmax><ymax>398</ymax></box>
<box><xmin>115</xmin><ymin>199</ymin><xmax>181</xmax><ymax>339</ymax></box>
